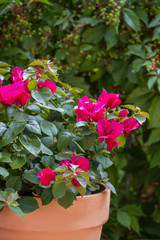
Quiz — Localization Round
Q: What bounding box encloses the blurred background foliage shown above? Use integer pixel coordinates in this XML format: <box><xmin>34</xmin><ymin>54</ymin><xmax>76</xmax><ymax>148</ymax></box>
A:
<box><xmin>0</xmin><ymin>0</ymin><xmax>160</xmax><ymax>239</ymax></box>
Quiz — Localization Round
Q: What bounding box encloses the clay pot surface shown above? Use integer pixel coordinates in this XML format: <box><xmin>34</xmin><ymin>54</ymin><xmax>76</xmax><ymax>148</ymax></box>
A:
<box><xmin>0</xmin><ymin>184</ymin><xmax>110</xmax><ymax>240</ymax></box>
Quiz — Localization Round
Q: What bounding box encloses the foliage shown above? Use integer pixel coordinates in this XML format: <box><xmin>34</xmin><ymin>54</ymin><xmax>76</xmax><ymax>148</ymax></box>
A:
<box><xmin>0</xmin><ymin>0</ymin><xmax>160</xmax><ymax>239</ymax></box>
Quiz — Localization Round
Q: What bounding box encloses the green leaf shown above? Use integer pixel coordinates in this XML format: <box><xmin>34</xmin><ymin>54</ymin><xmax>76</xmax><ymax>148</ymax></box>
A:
<box><xmin>9</xmin><ymin>206</ymin><xmax>23</xmax><ymax>218</ymax></box>
<box><xmin>147</xmin><ymin>128</ymin><xmax>160</xmax><ymax>145</ymax></box>
<box><xmin>135</xmin><ymin>8</ymin><xmax>148</xmax><ymax>25</ymax></box>
<box><xmin>0</xmin><ymin>68</ymin><xmax>9</xmax><ymax>74</ymax></box>
<box><xmin>126</xmin><ymin>45</ymin><xmax>145</xmax><ymax>59</ymax></box>
<box><xmin>105</xmin><ymin>25</ymin><xmax>118</xmax><ymax>50</ymax></box>
<box><xmin>0</xmin><ymin>152</ymin><xmax>11</xmax><ymax>163</ymax></box>
<box><xmin>41</xmin><ymin>143</ymin><xmax>53</xmax><ymax>155</ymax></box>
<box><xmin>1</xmin><ymin>129</ymin><xmax>15</xmax><ymax>146</ymax></box>
<box><xmin>81</xmin><ymin>133</ymin><xmax>96</xmax><ymax>150</ymax></box>
<box><xmin>41</xmin><ymin>188</ymin><xmax>53</xmax><ymax>205</ymax></box>
<box><xmin>123</xmin><ymin>8</ymin><xmax>140</xmax><ymax>32</ymax></box>
<box><xmin>26</xmin><ymin>120</ymin><xmax>41</xmax><ymax>134</ymax></box>
<box><xmin>0</xmin><ymin>167</ymin><xmax>9</xmax><ymax>178</ymax></box>
<box><xmin>82</xmin><ymin>24</ymin><xmax>105</xmax><ymax>44</ymax></box>
<box><xmin>116</xmin><ymin>134</ymin><xmax>126</xmax><ymax>148</ymax></box>
<box><xmin>57</xmin><ymin>130</ymin><xmax>73</xmax><ymax>150</ymax></box>
<box><xmin>122</xmin><ymin>204</ymin><xmax>144</xmax><ymax>216</ymax></box>
<box><xmin>76</xmin><ymin>176</ymin><xmax>87</xmax><ymax>188</ymax></box>
<box><xmin>79</xmin><ymin>17</ymin><xmax>102</xmax><ymax>27</ymax></box>
<box><xmin>117</xmin><ymin>210</ymin><xmax>131</xmax><ymax>229</ymax></box>
<box><xmin>57</xmin><ymin>190</ymin><xmax>74</xmax><ymax>209</ymax></box>
<box><xmin>9</xmin><ymin>121</ymin><xmax>26</xmax><ymax>135</ymax></box>
<box><xmin>0</xmin><ymin>61</ymin><xmax>11</xmax><ymax>67</ymax></box>
<box><xmin>0</xmin><ymin>122</ymin><xmax>7</xmax><ymax>136</ymax></box>
<box><xmin>80</xmin><ymin>44</ymin><xmax>93</xmax><ymax>51</ymax></box>
<box><xmin>32</xmin><ymin>88</ymin><xmax>52</xmax><ymax>104</ymax></box>
<box><xmin>150</xmin><ymin>149</ymin><xmax>160</xmax><ymax>168</ymax></box>
<box><xmin>40</xmin><ymin>120</ymin><xmax>57</xmax><ymax>137</ymax></box>
<box><xmin>14</xmin><ymin>112</ymin><xmax>29</xmax><ymax>123</ymax></box>
<box><xmin>75</xmin><ymin>186</ymin><xmax>86</xmax><ymax>196</ymax></box>
<box><xmin>96</xmin><ymin>153</ymin><xmax>113</xmax><ymax>169</ymax></box>
<box><xmin>19</xmin><ymin>134</ymin><xmax>41</xmax><ymax>156</ymax></box>
<box><xmin>9</xmin><ymin>156</ymin><xmax>26</xmax><ymax>170</ymax></box>
<box><xmin>149</xmin><ymin>96</ymin><xmax>160</xmax><ymax>128</ymax></box>
<box><xmin>52</xmin><ymin>182</ymin><xmax>66</xmax><ymax>199</ymax></box>
<box><xmin>6</xmin><ymin>176</ymin><xmax>22</xmax><ymax>192</ymax></box>
<box><xmin>134</xmin><ymin>114</ymin><xmax>146</xmax><ymax>124</ymax></box>
<box><xmin>130</xmin><ymin>215</ymin><xmax>140</xmax><ymax>234</ymax></box>
<box><xmin>18</xmin><ymin>196</ymin><xmax>39</xmax><ymax>213</ymax></box>
<box><xmin>29</xmin><ymin>60</ymin><xmax>43</xmax><ymax>66</ymax></box>
<box><xmin>74</xmin><ymin>121</ymin><xmax>87</xmax><ymax>128</ymax></box>
<box><xmin>28</xmin><ymin>80</ymin><xmax>37</xmax><ymax>91</ymax></box>
<box><xmin>148</xmin><ymin>76</ymin><xmax>157</xmax><ymax>89</ymax></box>
<box><xmin>148</xmin><ymin>13</ymin><xmax>160</xmax><ymax>28</ymax></box>
<box><xmin>105</xmin><ymin>181</ymin><xmax>116</xmax><ymax>194</ymax></box>
<box><xmin>35</xmin><ymin>0</ymin><xmax>52</xmax><ymax>5</ymax></box>
<box><xmin>23</xmin><ymin>169</ymin><xmax>40</xmax><ymax>184</ymax></box>
<box><xmin>152</xmin><ymin>27</ymin><xmax>160</xmax><ymax>41</ymax></box>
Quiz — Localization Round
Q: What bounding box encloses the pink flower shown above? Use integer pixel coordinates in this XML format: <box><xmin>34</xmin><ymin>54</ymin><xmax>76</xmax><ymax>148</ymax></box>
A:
<box><xmin>121</xmin><ymin>117</ymin><xmax>139</xmax><ymax>135</ymax></box>
<box><xmin>97</xmin><ymin>118</ymin><xmax>123</xmax><ymax>142</ymax></box>
<box><xmin>98</xmin><ymin>88</ymin><xmax>121</xmax><ymax>109</ymax></box>
<box><xmin>75</xmin><ymin>96</ymin><xmax>105</xmax><ymax>122</ymax></box>
<box><xmin>0</xmin><ymin>81</ymin><xmax>31</xmax><ymax>107</ymax></box>
<box><xmin>11</xmin><ymin>67</ymin><xmax>24</xmax><ymax>83</ymax></box>
<box><xmin>105</xmin><ymin>137</ymin><xmax>120</xmax><ymax>151</ymax></box>
<box><xmin>60</xmin><ymin>153</ymin><xmax>89</xmax><ymax>172</ymax></box>
<box><xmin>37</xmin><ymin>79</ymin><xmax>57</xmax><ymax>94</ymax></box>
<box><xmin>119</xmin><ymin>109</ymin><xmax>129</xmax><ymax>117</ymax></box>
<box><xmin>60</xmin><ymin>153</ymin><xmax>89</xmax><ymax>187</ymax></box>
<box><xmin>38</xmin><ymin>168</ymin><xmax>56</xmax><ymax>186</ymax></box>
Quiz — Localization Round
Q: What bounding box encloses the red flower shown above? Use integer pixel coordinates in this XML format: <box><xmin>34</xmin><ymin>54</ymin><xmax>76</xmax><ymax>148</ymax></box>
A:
<box><xmin>121</xmin><ymin>117</ymin><xmax>139</xmax><ymax>135</ymax></box>
<box><xmin>60</xmin><ymin>153</ymin><xmax>89</xmax><ymax>187</ymax></box>
<box><xmin>97</xmin><ymin>118</ymin><xmax>123</xmax><ymax>141</ymax></box>
<box><xmin>105</xmin><ymin>137</ymin><xmax>120</xmax><ymax>151</ymax></box>
<box><xmin>37</xmin><ymin>79</ymin><xmax>57</xmax><ymax>94</ymax></box>
<box><xmin>75</xmin><ymin>96</ymin><xmax>105</xmax><ymax>122</ymax></box>
<box><xmin>11</xmin><ymin>67</ymin><xmax>24</xmax><ymax>83</ymax></box>
<box><xmin>38</xmin><ymin>168</ymin><xmax>56</xmax><ymax>186</ymax></box>
<box><xmin>0</xmin><ymin>81</ymin><xmax>31</xmax><ymax>107</ymax></box>
<box><xmin>98</xmin><ymin>88</ymin><xmax>121</xmax><ymax>109</ymax></box>
<box><xmin>119</xmin><ymin>109</ymin><xmax>129</xmax><ymax>117</ymax></box>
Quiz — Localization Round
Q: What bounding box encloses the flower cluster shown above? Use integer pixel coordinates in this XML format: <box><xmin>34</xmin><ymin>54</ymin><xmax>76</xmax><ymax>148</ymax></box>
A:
<box><xmin>0</xmin><ymin>67</ymin><xmax>57</xmax><ymax>107</ymax></box>
<box><xmin>75</xmin><ymin>89</ymin><xmax>139</xmax><ymax>151</ymax></box>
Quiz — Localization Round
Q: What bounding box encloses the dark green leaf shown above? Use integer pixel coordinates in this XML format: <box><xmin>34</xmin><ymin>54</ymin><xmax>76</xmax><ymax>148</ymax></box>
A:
<box><xmin>26</xmin><ymin>120</ymin><xmax>41</xmax><ymax>134</ymax></box>
<box><xmin>123</xmin><ymin>8</ymin><xmax>140</xmax><ymax>32</ymax></box>
<box><xmin>9</xmin><ymin>121</ymin><xmax>26</xmax><ymax>135</ymax></box>
<box><xmin>82</xmin><ymin>24</ymin><xmax>105</xmax><ymax>44</ymax></box>
<box><xmin>0</xmin><ymin>122</ymin><xmax>7</xmax><ymax>136</ymax></box>
<box><xmin>105</xmin><ymin>25</ymin><xmax>118</xmax><ymax>50</ymax></box>
<box><xmin>148</xmin><ymin>13</ymin><xmax>160</xmax><ymax>28</ymax></box>
<box><xmin>130</xmin><ymin>215</ymin><xmax>140</xmax><ymax>234</ymax></box>
<box><xmin>0</xmin><ymin>167</ymin><xmax>9</xmax><ymax>178</ymax></box>
<box><xmin>6</xmin><ymin>176</ymin><xmax>22</xmax><ymax>192</ymax></box>
<box><xmin>18</xmin><ymin>196</ymin><xmax>39</xmax><ymax>213</ymax></box>
<box><xmin>9</xmin><ymin>157</ymin><xmax>26</xmax><ymax>170</ymax></box>
<box><xmin>96</xmin><ymin>153</ymin><xmax>113</xmax><ymax>169</ymax></box>
<box><xmin>148</xmin><ymin>76</ymin><xmax>157</xmax><ymax>89</ymax></box>
<box><xmin>52</xmin><ymin>182</ymin><xmax>66</xmax><ymax>199</ymax></box>
<box><xmin>19</xmin><ymin>134</ymin><xmax>41</xmax><ymax>156</ymax></box>
<box><xmin>105</xmin><ymin>181</ymin><xmax>117</xmax><ymax>194</ymax></box>
<box><xmin>9</xmin><ymin>206</ymin><xmax>23</xmax><ymax>218</ymax></box>
<box><xmin>57</xmin><ymin>130</ymin><xmax>73</xmax><ymax>150</ymax></box>
<box><xmin>41</xmin><ymin>188</ymin><xmax>53</xmax><ymax>205</ymax></box>
<box><xmin>57</xmin><ymin>190</ymin><xmax>74</xmax><ymax>209</ymax></box>
<box><xmin>40</xmin><ymin>120</ymin><xmax>57</xmax><ymax>136</ymax></box>
<box><xmin>32</xmin><ymin>88</ymin><xmax>52</xmax><ymax>104</ymax></box>
<box><xmin>117</xmin><ymin>210</ymin><xmax>131</xmax><ymax>228</ymax></box>
<box><xmin>23</xmin><ymin>169</ymin><xmax>40</xmax><ymax>184</ymax></box>
<box><xmin>122</xmin><ymin>204</ymin><xmax>144</xmax><ymax>216</ymax></box>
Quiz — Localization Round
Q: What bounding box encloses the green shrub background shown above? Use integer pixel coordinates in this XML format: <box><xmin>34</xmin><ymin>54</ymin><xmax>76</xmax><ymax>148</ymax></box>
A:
<box><xmin>0</xmin><ymin>0</ymin><xmax>160</xmax><ymax>239</ymax></box>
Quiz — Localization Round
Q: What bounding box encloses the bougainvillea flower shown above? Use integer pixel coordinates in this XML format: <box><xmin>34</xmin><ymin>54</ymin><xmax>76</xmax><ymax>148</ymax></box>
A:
<box><xmin>119</xmin><ymin>109</ymin><xmax>129</xmax><ymax>117</ymax></box>
<box><xmin>75</xmin><ymin>96</ymin><xmax>105</xmax><ymax>122</ymax></box>
<box><xmin>38</xmin><ymin>168</ymin><xmax>56</xmax><ymax>186</ymax></box>
<box><xmin>105</xmin><ymin>137</ymin><xmax>120</xmax><ymax>151</ymax></box>
<box><xmin>0</xmin><ymin>81</ymin><xmax>31</xmax><ymax>107</ymax></box>
<box><xmin>37</xmin><ymin>79</ymin><xmax>57</xmax><ymax>94</ymax></box>
<box><xmin>121</xmin><ymin>117</ymin><xmax>139</xmax><ymax>135</ymax></box>
<box><xmin>97</xmin><ymin>118</ymin><xmax>123</xmax><ymax>142</ymax></box>
<box><xmin>60</xmin><ymin>153</ymin><xmax>89</xmax><ymax>187</ymax></box>
<box><xmin>11</xmin><ymin>67</ymin><xmax>24</xmax><ymax>83</ymax></box>
<box><xmin>60</xmin><ymin>153</ymin><xmax>89</xmax><ymax>172</ymax></box>
<box><xmin>98</xmin><ymin>88</ymin><xmax>121</xmax><ymax>109</ymax></box>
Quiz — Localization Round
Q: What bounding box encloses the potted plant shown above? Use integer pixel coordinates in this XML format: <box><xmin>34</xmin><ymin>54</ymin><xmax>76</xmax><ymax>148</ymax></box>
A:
<box><xmin>0</xmin><ymin>60</ymin><xmax>148</xmax><ymax>240</ymax></box>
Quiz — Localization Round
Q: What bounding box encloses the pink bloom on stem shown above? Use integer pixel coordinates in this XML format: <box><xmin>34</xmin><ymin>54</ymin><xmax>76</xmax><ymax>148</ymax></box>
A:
<box><xmin>75</xmin><ymin>96</ymin><xmax>105</xmax><ymax>122</ymax></box>
<box><xmin>121</xmin><ymin>117</ymin><xmax>139</xmax><ymax>135</ymax></box>
<box><xmin>37</xmin><ymin>79</ymin><xmax>57</xmax><ymax>94</ymax></box>
<box><xmin>60</xmin><ymin>153</ymin><xmax>89</xmax><ymax>187</ymax></box>
<box><xmin>119</xmin><ymin>109</ymin><xmax>129</xmax><ymax>117</ymax></box>
<box><xmin>105</xmin><ymin>137</ymin><xmax>120</xmax><ymax>151</ymax></box>
<box><xmin>0</xmin><ymin>85</ymin><xmax>15</xmax><ymax>105</ymax></box>
<box><xmin>38</xmin><ymin>168</ymin><xmax>56</xmax><ymax>186</ymax></box>
<box><xmin>11</xmin><ymin>67</ymin><xmax>24</xmax><ymax>83</ymax></box>
<box><xmin>97</xmin><ymin>118</ymin><xmax>123</xmax><ymax>141</ymax></box>
<box><xmin>98</xmin><ymin>88</ymin><xmax>121</xmax><ymax>109</ymax></box>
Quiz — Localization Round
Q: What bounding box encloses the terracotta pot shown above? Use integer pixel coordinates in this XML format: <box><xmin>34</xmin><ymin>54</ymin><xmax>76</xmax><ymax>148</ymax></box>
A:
<box><xmin>0</xmin><ymin>184</ymin><xmax>110</xmax><ymax>240</ymax></box>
